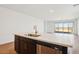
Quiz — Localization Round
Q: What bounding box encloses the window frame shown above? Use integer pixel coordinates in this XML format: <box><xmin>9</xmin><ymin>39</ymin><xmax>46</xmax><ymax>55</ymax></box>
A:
<box><xmin>54</xmin><ymin>21</ymin><xmax>74</xmax><ymax>34</ymax></box>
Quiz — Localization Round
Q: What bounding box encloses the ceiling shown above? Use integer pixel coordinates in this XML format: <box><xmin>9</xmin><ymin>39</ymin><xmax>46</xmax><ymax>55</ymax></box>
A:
<box><xmin>0</xmin><ymin>4</ymin><xmax>79</xmax><ymax>20</ymax></box>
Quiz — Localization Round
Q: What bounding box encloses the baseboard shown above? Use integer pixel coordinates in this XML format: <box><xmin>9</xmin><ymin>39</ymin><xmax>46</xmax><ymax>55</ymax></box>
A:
<box><xmin>0</xmin><ymin>41</ymin><xmax>14</xmax><ymax>46</ymax></box>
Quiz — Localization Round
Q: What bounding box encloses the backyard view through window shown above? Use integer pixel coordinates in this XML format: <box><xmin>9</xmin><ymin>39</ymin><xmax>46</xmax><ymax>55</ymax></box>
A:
<box><xmin>55</xmin><ymin>22</ymin><xmax>73</xmax><ymax>33</ymax></box>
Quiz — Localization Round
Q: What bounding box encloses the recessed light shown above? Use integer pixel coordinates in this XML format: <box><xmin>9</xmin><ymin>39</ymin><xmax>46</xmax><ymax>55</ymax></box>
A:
<box><xmin>49</xmin><ymin>10</ymin><xmax>54</xmax><ymax>13</ymax></box>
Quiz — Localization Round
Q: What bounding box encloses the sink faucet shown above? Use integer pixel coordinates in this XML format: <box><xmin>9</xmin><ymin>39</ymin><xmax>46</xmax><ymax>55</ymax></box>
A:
<box><xmin>33</xmin><ymin>25</ymin><xmax>38</xmax><ymax>35</ymax></box>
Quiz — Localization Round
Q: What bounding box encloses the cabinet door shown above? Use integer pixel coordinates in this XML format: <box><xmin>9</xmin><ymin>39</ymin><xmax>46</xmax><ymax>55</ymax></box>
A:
<box><xmin>26</xmin><ymin>39</ymin><xmax>36</xmax><ymax>54</ymax></box>
<box><xmin>15</xmin><ymin>35</ymin><xmax>36</xmax><ymax>54</ymax></box>
<box><xmin>19</xmin><ymin>37</ymin><xmax>28</xmax><ymax>53</ymax></box>
<box><xmin>37</xmin><ymin>44</ymin><xmax>62</xmax><ymax>54</ymax></box>
<box><xmin>20</xmin><ymin>38</ymin><xmax>36</xmax><ymax>54</ymax></box>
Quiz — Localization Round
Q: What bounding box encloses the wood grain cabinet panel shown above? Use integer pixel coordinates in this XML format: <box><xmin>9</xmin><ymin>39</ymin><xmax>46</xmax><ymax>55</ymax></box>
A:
<box><xmin>15</xmin><ymin>35</ymin><xmax>67</xmax><ymax>54</ymax></box>
<box><xmin>15</xmin><ymin>35</ymin><xmax>20</xmax><ymax>53</ymax></box>
<box><xmin>15</xmin><ymin>35</ymin><xmax>36</xmax><ymax>54</ymax></box>
<box><xmin>37</xmin><ymin>44</ymin><xmax>62</xmax><ymax>54</ymax></box>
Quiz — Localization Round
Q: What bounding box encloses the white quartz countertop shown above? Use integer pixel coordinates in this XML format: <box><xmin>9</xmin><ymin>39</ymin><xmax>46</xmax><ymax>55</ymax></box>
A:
<box><xmin>15</xmin><ymin>33</ymin><xmax>74</xmax><ymax>47</ymax></box>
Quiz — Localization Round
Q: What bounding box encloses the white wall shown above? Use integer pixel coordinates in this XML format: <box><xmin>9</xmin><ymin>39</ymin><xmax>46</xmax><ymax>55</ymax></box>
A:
<box><xmin>78</xmin><ymin>18</ymin><xmax>79</xmax><ymax>35</ymax></box>
<box><xmin>0</xmin><ymin>7</ymin><xmax>43</xmax><ymax>44</ymax></box>
<box><xmin>44</xmin><ymin>21</ymin><xmax>55</xmax><ymax>33</ymax></box>
<box><xmin>72</xmin><ymin>18</ymin><xmax>79</xmax><ymax>54</ymax></box>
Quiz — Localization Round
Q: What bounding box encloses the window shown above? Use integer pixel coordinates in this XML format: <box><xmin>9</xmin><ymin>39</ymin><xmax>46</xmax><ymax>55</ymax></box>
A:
<box><xmin>54</xmin><ymin>22</ymin><xmax>73</xmax><ymax>33</ymax></box>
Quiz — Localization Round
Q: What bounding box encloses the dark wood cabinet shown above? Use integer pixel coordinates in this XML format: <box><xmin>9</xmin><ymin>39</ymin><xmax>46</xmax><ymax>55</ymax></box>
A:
<box><xmin>37</xmin><ymin>44</ymin><xmax>62</xmax><ymax>54</ymax></box>
<box><xmin>15</xmin><ymin>35</ymin><xmax>20</xmax><ymax>53</ymax></box>
<box><xmin>15</xmin><ymin>35</ymin><xmax>36</xmax><ymax>54</ymax></box>
<box><xmin>15</xmin><ymin>35</ymin><xmax>67</xmax><ymax>54</ymax></box>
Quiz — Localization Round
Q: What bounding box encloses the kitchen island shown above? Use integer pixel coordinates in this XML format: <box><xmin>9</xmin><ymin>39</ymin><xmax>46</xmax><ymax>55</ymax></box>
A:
<box><xmin>14</xmin><ymin>33</ymin><xmax>73</xmax><ymax>54</ymax></box>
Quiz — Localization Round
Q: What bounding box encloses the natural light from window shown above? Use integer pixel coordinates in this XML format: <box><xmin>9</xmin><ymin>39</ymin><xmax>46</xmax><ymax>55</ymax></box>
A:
<box><xmin>55</xmin><ymin>22</ymin><xmax>73</xmax><ymax>33</ymax></box>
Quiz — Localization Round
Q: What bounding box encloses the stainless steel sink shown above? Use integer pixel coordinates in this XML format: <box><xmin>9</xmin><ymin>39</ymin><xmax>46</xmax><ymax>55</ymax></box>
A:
<box><xmin>28</xmin><ymin>33</ymin><xmax>40</xmax><ymax>37</ymax></box>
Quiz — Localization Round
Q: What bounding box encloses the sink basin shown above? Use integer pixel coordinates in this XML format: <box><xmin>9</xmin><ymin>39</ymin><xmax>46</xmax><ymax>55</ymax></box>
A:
<box><xmin>27</xmin><ymin>33</ymin><xmax>40</xmax><ymax>37</ymax></box>
<box><xmin>28</xmin><ymin>33</ymin><xmax>40</xmax><ymax>37</ymax></box>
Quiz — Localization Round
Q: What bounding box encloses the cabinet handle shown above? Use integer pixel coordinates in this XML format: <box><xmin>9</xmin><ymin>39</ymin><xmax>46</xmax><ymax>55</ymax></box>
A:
<box><xmin>54</xmin><ymin>47</ymin><xmax>62</xmax><ymax>54</ymax></box>
<box><xmin>54</xmin><ymin>47</ymin><xmax>59</xmax><ymax>50</ymax></box>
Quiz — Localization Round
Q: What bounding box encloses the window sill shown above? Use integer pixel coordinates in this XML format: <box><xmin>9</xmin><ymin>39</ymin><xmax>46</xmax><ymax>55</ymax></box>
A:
<box><xmin>54</xmin><ymin>31</ymin><xmax>72</xmax><ymax>34</ymax></box>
